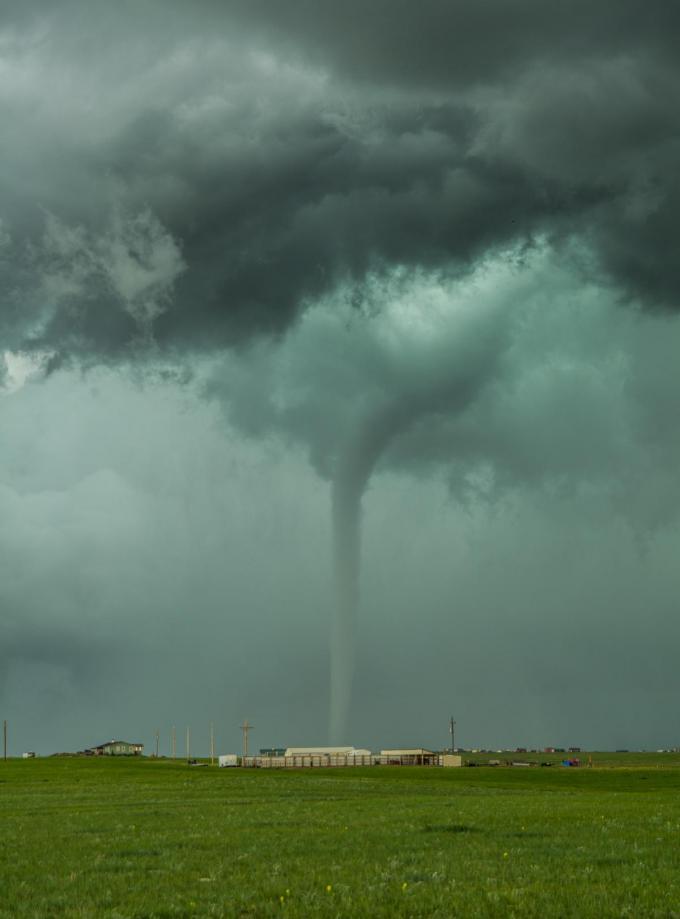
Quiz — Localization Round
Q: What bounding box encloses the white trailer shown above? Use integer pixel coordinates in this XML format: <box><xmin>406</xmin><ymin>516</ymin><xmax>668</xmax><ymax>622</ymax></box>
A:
<box><xmin>218</xmin><ymin>754</ymin><xmax>239</xmax><ymax>768</ymax></box>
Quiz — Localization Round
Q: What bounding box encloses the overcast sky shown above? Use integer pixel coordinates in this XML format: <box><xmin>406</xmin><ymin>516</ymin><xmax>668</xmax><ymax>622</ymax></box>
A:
<box><xmin>2</xmin><ymin>1</ymin><xmax>680</xmax><ymax>755</ymax></box>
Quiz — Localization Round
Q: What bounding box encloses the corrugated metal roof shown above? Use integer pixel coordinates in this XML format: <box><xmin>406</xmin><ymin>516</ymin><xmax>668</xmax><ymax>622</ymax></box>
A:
<box><xmin>380</xmin><ymin>748</ymin><xmax>435</xmax><ymax>756</ymax></box>
<box><xmin>285</xmin><ymin>746</ymin><xmax>356</xmax><ymax>756</ymax></box>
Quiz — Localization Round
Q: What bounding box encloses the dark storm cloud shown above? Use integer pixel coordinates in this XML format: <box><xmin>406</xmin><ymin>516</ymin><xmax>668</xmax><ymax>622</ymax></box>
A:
<box><xmin>178</xmin><ymin>0</ymin><xmax>680</xmax><ymax>313</ymax></box>
<box><xmin>1</xmin><ymin>0</ymin><xmax>679</xmax><ymax>365</ymax></box>
<box><xmin>218</xmin><ymin>0</ymin><xmax>680</xmax><ymax>88</ymax></box>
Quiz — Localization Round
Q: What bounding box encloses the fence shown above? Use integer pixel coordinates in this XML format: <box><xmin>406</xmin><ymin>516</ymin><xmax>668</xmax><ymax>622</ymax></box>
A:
<box><xmin>238</xmin><ymin>753</ymin><xmax>442</xmax><ymax>769</ymax></box>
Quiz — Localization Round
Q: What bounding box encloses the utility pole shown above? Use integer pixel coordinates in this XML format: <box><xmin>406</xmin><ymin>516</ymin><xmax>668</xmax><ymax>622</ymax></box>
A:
<box><xmin>186</xmin><ymin>726</ymin><xmax>190</xmax><ymax>760</ymax></box>
<box><xmin>210</xmin><ymin>722</ymin><xmax>215</xmax><ymax>766</ymax></box>
<box><xmin>155</xmin><ymin>729</ymin><xmax>160</xmax><ymax>759</ymax></box>
<box><xmin>3</xmin><ymin>720</ymin><xmax>6</xmax><ymax>761</ymax></box>
<box><xmin>449</xmin><ymin>716</ymin><xmax>456</xmax><ymax>753</ymax></box>
<box><xmin>240</xmin><ymin>719</ymin><xmax>253</xmax><ymax>758</ymax></box>
<box><xmin>171</xmin><ymin>726</ymin><xmax>176</xmax><ymax>760</ymax></box>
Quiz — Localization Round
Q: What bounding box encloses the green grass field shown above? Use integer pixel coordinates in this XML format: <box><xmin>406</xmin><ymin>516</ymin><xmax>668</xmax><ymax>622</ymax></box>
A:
<box><xmin>3</xmin><ymin>757</ymin><xmax>680</xmax><ymax>917</ymax></box>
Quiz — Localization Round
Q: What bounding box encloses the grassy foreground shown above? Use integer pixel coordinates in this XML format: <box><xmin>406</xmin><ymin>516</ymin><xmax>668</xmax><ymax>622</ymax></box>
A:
<box><xmin>2</xmin><ymin>758</ymin><xmax>680</xmax><ymax>917</ymax></box>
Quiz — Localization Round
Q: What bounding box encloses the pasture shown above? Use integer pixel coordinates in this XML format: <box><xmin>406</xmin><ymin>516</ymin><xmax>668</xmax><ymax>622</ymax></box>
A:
<box><xmin>2</xmin><ymin>756</ymin><xmax>680</xmax><ymax>917</ymax></box>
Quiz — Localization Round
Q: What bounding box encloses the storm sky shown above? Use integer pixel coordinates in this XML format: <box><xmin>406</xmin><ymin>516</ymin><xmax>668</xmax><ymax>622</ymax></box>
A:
<box><xmin>2</xmin><ymin>1</ymin><xmax>680</xmax><ymax>754</ymax></box>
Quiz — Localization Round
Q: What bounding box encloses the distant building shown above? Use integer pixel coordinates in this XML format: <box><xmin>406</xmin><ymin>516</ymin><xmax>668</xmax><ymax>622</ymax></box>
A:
<box><xmin>218</xmin><ymin>745</ymin><xmax>461</xmax><ymax>770</ymax></box>
<box><xmin>284</xmin><ymin>746</ymin><xmax>368</xmax><ymax>757</ymax></box>
<box><xmin>380</xmin><ymin>748</ymin><xmax>439</xmax><ymax>766</ymax></box>
<box><xmin>88</xmin><ymin>740</ymin><xmax>144</xmax><ymax>756</ymax></box>
<box><xmin>282</xmin><ymin>746</ymin><xmax>372</xmax><ymax>767</ymax></box>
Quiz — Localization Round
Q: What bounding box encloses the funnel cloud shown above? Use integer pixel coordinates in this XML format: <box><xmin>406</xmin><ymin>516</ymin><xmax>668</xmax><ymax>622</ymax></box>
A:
<box><xmin>328</xmin><ymin>286</ymin><xmax>510</xmax><ymax>741</ymax></box>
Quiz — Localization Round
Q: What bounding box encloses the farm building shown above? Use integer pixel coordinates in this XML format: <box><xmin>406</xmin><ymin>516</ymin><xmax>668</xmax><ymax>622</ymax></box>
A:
<box><xmin>283</xmin><ymin>747</ymin><xmax>372</xmax><ymax>767</ymax></box>
<box><xmin>236</xmin><ymin>746</ymin><xmax>373</xmax><ymax>768</ymax></box>
<box><xmin>221</xmin><ymin>745</ymin><xmax>457</xmax><ymax>770</ymax></box>
<box><xmin>284</xmin><ymin>746</ymin><xmax>371</xmax><ymax>758</ymax></box>
<box><xmin>380</xmin><ymin>748</ymin><xmax>439</xmax><ymax>766</ymax></box>
<box><xmin>88</xmin><ymin>740</ymin><xmax>144</xmax><ymax>756</ymax></box>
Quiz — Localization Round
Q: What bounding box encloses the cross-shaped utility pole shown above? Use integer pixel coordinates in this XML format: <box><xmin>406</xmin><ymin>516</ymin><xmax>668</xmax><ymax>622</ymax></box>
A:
<box><xmin>240</xmin><ymin>719</ymin><xmax>253</xmax><ymax>758</ymax></box>
<box><xmin>449</xmin><ymin>716</ymin><xmax>456</xmax><ymax>753</ymax></box>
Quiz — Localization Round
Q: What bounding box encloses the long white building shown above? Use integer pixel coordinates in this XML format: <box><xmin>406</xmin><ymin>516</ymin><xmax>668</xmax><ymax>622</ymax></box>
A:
<box><xmin>220</xmin><ymin>745</ymin><xmax>461</xmax><ymax>769</ymax></box>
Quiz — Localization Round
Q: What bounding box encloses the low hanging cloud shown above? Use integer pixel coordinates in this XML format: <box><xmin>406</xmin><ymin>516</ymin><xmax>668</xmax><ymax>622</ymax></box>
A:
<box><xmin>1</xmin><ymin>209</ymin><xmax>184</xmax><ymax>358</ymax></box>
<box><xmin>206</xmin><ymin>243</ymin><xmax>680</xmax><ymax>532</ymax></box>
<box><xmin>41</xmin><ymin>210</ymin><xmax>185</xmax><ymax>332</ymax></box>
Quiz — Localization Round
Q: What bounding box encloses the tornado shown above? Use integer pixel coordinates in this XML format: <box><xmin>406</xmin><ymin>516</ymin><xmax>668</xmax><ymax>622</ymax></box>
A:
<box><xmin>329</xmin><ymin>401</ymin><xmax>414</xmax><ymax>744</ymax></box>
<box><xmin>327</xmin><ymin>321</ymin><xmax>505</xmax><ymax>744</ymax></box>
